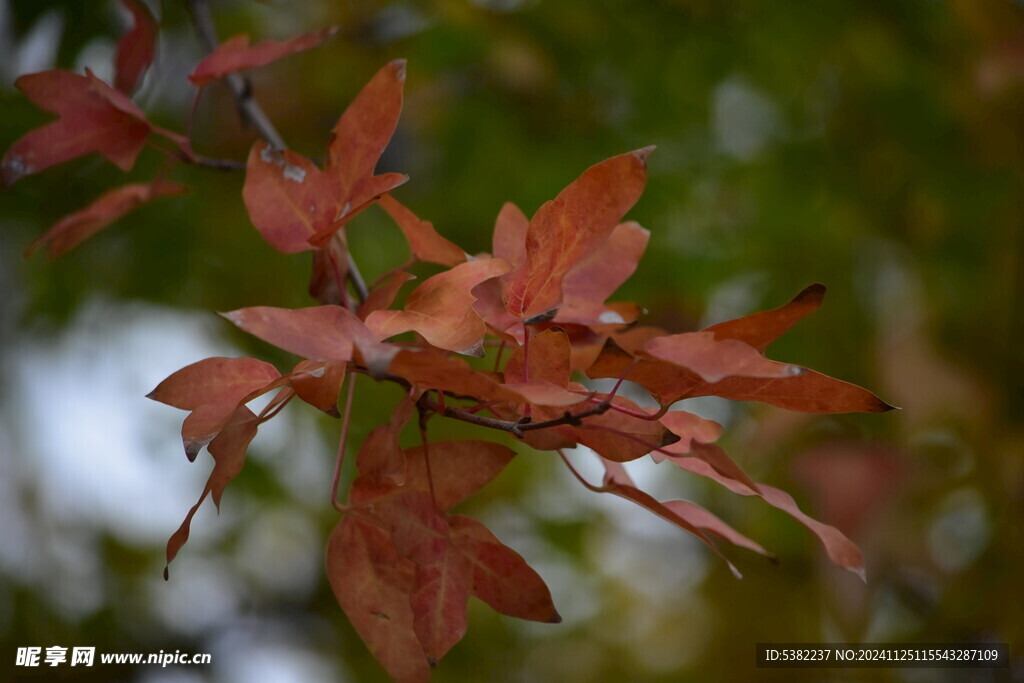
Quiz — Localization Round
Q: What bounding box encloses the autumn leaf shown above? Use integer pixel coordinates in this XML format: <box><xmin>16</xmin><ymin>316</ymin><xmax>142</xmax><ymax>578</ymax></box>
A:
<box><xmin>242</xmin><ymin>61</ymin><xmax>408</xmax><ymax>253</ymax></box>
<box><xmin>448</xmin><ymin>514</ymin><xmax>560</xmax><ymax>623</ymax></box>
<box><xmin>666</xmin><ymin>455</ymin><xmax>865</xmax><ymax>578</ymax></box>
<box><xmin>704</xmin><ymin>283</ymin><xmax>826</xmax><ymax>352</ymax></box>
<box><xmin>327</xmin><ymin>59</ymin><xmax>406</xmax><ymax>199</ymax></box>
<box><xmin>288</xmin><ymin>359</ymin><xmax>347</xmax><ymax>417</ymax></box>
<box><xmin>147</xmin><ymin>356</ymin><xmax>281</xmax><ymax>460</ymax></box>
<box><xmin>326</xmin><ymin>514</ymin><xmax>430</xmax><ymax>683</ymax></box>
<box><xmin>115</xmin><ymin>0</ymin><xmax>157</xmax><ymax>93</ymax></box>
<box><xmin>352</xmin><ymin>441</ymin><xmax>516</xmax><ymax>511</ymax></box>
<box><xmin>3</xmin><ymin>69</ymin><xmax>152</xmax><ymax>186</ymax></box>
<box><xmin>188</xmin><ymin>28</ymin><xmax>339</xmax><ymax>86</ymax></box>
<box><xmin>25</xmin><ymin>180</ymin><xmax>185</xmax><ymax>258</ymax></box>
<box><xmin>221</xmin><ymin>305</ymin><xmax>377</xmax><ymax>362</ymax></box>
<box><xmin>242</xmin><ymin>143</ymin><xmax>341</xmax><ymax>253</ymax></box>
<box><xmin>379</xmin><ymin>195</ymin><xmax>466</xmax><ymax>266</ymax></box>
<box><xmin>366</xmin><ymin>258</ymin><xmax>512</xmax><ymax>356</ymax></box>
<box><xmin>355</xmin><ymin>397</ymin><xmax>414</xmax><ymax>486</ymax></box>
<box><xmin>360</xmin><ymin>271</ymin><xmax>417</xmax><ymax>319</ymax></box>
<box><xmin>502</xmin><ymin>147</ymin><xmax>653</xmax><ymax>320</ymax></box>
<box><xmin>556</xmin><ymin>221</ymin><xmax>649</xmax><ymax>326</ymax></box>
<box><xmin>642</xmin><ymin>331</ymin><xmax>803</xmax><ymax>384</ymax></box>
<box><xmin>491</xmin><ymin>201</ymin><xmax>529</xmax><ymax>269</ymax></box>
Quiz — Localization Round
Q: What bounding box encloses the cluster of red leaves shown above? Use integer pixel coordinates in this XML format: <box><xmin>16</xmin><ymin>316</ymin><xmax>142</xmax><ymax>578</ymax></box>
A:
<box><xmin>6</xmin><ymin>9</ymin><xmax>895</xmax><ymax>682</ymax></box>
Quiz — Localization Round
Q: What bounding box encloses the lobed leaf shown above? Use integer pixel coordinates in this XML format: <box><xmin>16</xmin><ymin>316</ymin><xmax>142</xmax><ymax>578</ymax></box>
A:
<box><xmin>326</xmin><ymin>515</ymin><xmax>430</xmax><ymax>683</ymax></box>
<box><xmin>147</xmin><ymin>356</ymin><xmax>281</xmax><ymax>460</ymax></box>
<box><xmin>3</xmin><ymin>69</ymin><xmax>152</xmax><ymax>186</ymax></box>
<box><xmin>327</xmin><ymin>59</ymin><xmax>406</xmax><ymax>199</ymax></box>
<box><xmin>502</xmin><ymin>147</ymin><xmax>652</xmax><ymax>319</ymax></box>
<box><xmin>704</xmin><ymin>283</ymin><xmax>826</xmax><ymax>352</ymax></box>
<box><xmin>449</xmin><ymin>514</ymin><xmax>560</xmax><ymax>623</ymax></box>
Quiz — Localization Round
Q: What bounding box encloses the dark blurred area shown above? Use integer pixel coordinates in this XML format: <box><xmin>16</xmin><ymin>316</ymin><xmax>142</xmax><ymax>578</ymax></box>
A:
<box><xmin>1</xmin><ymin>0</ymin><xmax>1021</xmax><ymax>681</ymax></box>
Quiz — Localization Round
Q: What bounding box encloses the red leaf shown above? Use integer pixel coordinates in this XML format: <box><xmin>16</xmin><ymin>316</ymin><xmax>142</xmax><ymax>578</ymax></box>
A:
<box><xmin>379</xmin><ymin>195</ymin><xmax>466</xmax><ymax>266</ymax></box>
<box><xmin>26</xmin><ymin>180</ymin><xmax>186</xmax><ymax>258</ymax></box>
<box><xmin>326</xmin><ymin>515</ymin><xmax>430</xmax><ymax>683</ymax></box>
<box><xmin>449</xmin><ymin>514</ymin><xmax>560</xmax><ymax>623</ymax></box>
<box><xmin>365</xmin><ymin>258</ymin><xmax>512</xmax><ymax>356</ymax></box>
<box><xmin>147</xmin><ymin>357</ymin><xmax>281</xmax><ymax>460</ymax></box>
<box><xmin>242</xmin><ymin>142</ymin><xmax>341</xmax><ymax>253</ymax></box>
<box><xmin>3</xmin><ymin>70</ymin><xmax>151</xmax><ymax>186</ymax></box>
<box><xmin>188</xmin><ymin>28</ymin><xmax>339</xmax><ymax>86</ymax></box>
<box><xmin>327</xmin><ymin>59</ymin><xmax>406</xmax><ymax>199</ymax></box>
<box><xmin>704</xmin><ymin>283</ymin><xmax>826</xmax><ymax>352</ymax></box>
<box><xmin>557</xmin><ymin>221</ymin><xmax>649</xmax><ymax>326</ymax></box>
<box><xmin>386</xmin><ymin>349</ymin><xmax>519</xmax><ymax>404</ymax></box>
<box><xmin>115</xmin><ymin>0</ymin><xmax>157</xmax><ymax>93</ymax></box>
<box><xmin>502</xmin><ymin>147</ymin><xmax>652</xmax><ymax>319</ymax></box>
<box><xmin>221</xmin><ymin>305</ymin><xmax>377</xmax><ymax>361</ymax></box>
<box><xmin>288</xmin><ymin>359</ymin><xmax>346</xmax><ymax>416</ymax></box>
<box><xmin>642</xmin><ymin>331</ymin><xmax>802</xmax><ymax>383</ymax></box>
<box><xmin>353</xmin><ymin>440</ymin><xmax>515</xmax><ymax>512</ymax></box>
<box><xmin>666</xmin><ymin>456</ymin><xmax>865</xmax><ymax>578</ymax></box>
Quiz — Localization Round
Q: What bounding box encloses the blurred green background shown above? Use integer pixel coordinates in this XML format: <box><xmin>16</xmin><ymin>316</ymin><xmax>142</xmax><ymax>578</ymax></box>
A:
<box><xmin>1</xmin><ymin>0</ymin><xmax>1021</xmax><ymax>681</ymax></box>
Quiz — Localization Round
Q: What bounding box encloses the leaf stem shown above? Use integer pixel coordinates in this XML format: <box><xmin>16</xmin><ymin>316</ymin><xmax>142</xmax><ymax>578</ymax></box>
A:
<box><xmin>331</xmin><ymin>375</ymin><xmax>358</xmax><ymax>512</ymax></box>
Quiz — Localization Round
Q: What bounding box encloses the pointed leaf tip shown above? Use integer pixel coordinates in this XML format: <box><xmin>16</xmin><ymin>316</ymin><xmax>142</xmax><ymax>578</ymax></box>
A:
<box><xmin>391</xmin><ymin>58</ymin><xmax>407</xmax><ymax>81</ymax></box>
<box><xmin>548</xmin><ymin>610</ymin><xmax>563</xmax><ymax>624</ymax></box>
<box><xmin>631</xmin><ymin>145</ymin><xmax>656</xmax><ymax>165</ymax></box>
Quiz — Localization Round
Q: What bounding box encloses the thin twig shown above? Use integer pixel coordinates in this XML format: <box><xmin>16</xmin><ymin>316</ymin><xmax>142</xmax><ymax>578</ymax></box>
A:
<box><xmin>346</xmin><ymin>252</ymin><xmax>369</xmax><ymax>304</ymax></box>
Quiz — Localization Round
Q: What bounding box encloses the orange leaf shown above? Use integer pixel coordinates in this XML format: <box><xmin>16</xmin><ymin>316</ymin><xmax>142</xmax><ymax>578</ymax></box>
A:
<box><xmin>115</xmin><ymin>0</ymin><xmax>157</xmax><ymax>93</ymax></box>
<box><xmin>556</xmin><ymin>221</ymin><xmax>649</xmax><ymax>326</ymax></box>
<box><xmin>147</xmin><ymin>356</ymin><xmax>281</xmax><ymax>460</ymax></box>
<box><xmin>504</xmin><ymin>328</ymin><xmax>571</xmax><ymax>387</ymax></box>
<box><xmin>642</xmin><ymin>331</ymin><xmax>803</xmax><ymax>383</ymax></box>
<box><xmin>366</xmin><ymin>258</ymin><xmax>511</xmax><ymax>356</ymax></box>
<box><xmin>326</xmin><ymin>515</ymin><xmax>430</xmax><ymax>683</ymax></box>
<box><xmin>660</xmin><ymin>500</ymin><xmax>770</xmax><ymax>557</ymax></box>
<box><xmin>188</xmin><ymin>28</ymin><xmax>339</xmax><ymax>86</ymax></box>
<box><xmin>502</xmin><ymin>147</ymin><xmax>652</xmax><ymax>319</ymax></box>
<box><xmin>379</xmin><ymin>195</ymin><xmax>466</xmax><ymax>266</ymax></box>
<box><xmin>327</xmin><ymin>59</ymin><xmax>406</xmax><ymax>199</ymax></box>
<box><xmin>221</xmin><ymin>305</ymin><xmax>377</xmax><ymax>361</ymax></box>
<box><xmin>3</xmin><ymin>70</ymin><xmax>152</xmax><ymax>185</ymax></box>
<box><xmin>449</xmin><ymin>514</ymin><xmax>560</xmax><ymax>623</ymax></box>
<box><xmin>704</xmin><ymin>283</ymin><xmax>826</xmax><ymax>352</ymax></box>
<box><xmin>26</xmin><ymin>180</ymin><xmax>185</xmax><ymax>258</ymax></box>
